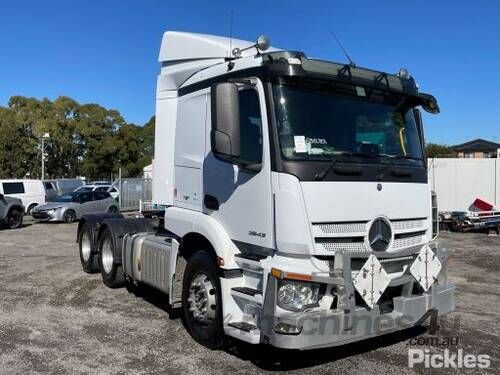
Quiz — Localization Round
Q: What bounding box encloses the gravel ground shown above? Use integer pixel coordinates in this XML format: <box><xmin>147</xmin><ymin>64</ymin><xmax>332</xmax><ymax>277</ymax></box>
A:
<box><xmin>0</xmin><ymin>219</ymin><xmax>498</xmax><ymax>374</ymax></box>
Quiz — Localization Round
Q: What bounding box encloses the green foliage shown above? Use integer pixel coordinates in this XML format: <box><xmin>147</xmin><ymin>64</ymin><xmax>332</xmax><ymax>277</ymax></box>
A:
<box><xmin>425</xmin><ymin>142</ymin><xmax>455</xmax><ymax>158</ymax></box>
<box><xmin>0</xmin><ymin>96</ymin><xmax>155</xmax><ymax>179</ymax></box>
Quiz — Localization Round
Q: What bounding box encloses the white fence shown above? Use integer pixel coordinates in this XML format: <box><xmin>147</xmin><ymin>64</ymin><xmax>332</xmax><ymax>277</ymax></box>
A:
<box><xmin>428</xmin><ymin>158</ymin><xmax>500</xmax><ymax>212</ymax></box>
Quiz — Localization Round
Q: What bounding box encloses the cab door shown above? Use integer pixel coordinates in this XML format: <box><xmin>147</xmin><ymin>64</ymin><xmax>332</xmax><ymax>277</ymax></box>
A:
<box><xmin>203</xmin><ymin>78</ymin><xmax>275</xmax><ymax>254</ymax></box>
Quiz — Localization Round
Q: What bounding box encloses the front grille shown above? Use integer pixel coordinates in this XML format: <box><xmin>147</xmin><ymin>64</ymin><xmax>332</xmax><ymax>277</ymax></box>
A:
<box><xmin>32</xmin><ymin>211</ymin><xmax>50</xmax><ymax>220</ymax></box>
<box><xmin>316</xmin><ymin>239</ymin><xmax>366</xmax><ymax>252</ymax></box>
<box><xmin>315</xmin><ymin>222</ymin><xmax>367</xmax><ymax>235</ymax></box>
<box><xmin>393</xmin><ymin>231</ymin><xmax>427</xmax><ymax>249</ymax></box>
<box><xmin>313</xmin><ymin>218</ymin><xmax>427</xmax><ymax>254</ymax></box>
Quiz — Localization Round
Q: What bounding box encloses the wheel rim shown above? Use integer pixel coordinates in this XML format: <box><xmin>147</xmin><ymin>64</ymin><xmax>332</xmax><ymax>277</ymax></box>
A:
<box><xmin>8</xmin><ymin>212</ymin><xmax>21</xmax><ymax>228</ymax></box>
<box><xmin>101</xmin><ymin>238</ymin><xmax>114</xmax><ymax>274</ymax></box>
<box><xmin>65</xmin><ymin>211</ymin><xmax>75</xmax><ymax>222</ymax></box>
<box><xmin>188</xmin><ymin>272</ymin><xmax>217</xmax><ymax>324</ymax></box>
<box><xmin>81</xmin><ymin>232</ymin><xmax>91</xmax><ymax>261</ymax></box>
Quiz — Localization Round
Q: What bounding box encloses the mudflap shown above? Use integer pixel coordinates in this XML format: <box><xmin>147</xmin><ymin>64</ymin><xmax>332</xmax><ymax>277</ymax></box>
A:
<box><xmin>168</xmin><ymin>239</ymin><xmax>184</xmax><ymax>308</ymax></box>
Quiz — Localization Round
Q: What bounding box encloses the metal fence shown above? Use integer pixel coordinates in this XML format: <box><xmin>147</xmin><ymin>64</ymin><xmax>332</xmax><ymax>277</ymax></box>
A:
<box><xmin>113</xmin><ymin>178</ymin><xmax>152</xmax><ymax>212</ymax></box>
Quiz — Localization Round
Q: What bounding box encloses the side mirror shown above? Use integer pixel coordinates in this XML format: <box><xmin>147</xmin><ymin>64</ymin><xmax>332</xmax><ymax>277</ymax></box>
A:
<box><xmin>0</xmin><ymin>193</ymin><xmax>4</xmax><ymax>201</ymax></box>
<box><xmin>413</xmin><ymin>108</ymin><xmax>427</xmax><ymax>168</ymax></box>
<box><xmin>418</xmin><ymin>93</ymin><xmax>440</xmax><ymax>114</ymax></box>
<box><xmin>210</xmin><ymin>82</ymin><xmax>241</xmax><ymax>161</ymax></box>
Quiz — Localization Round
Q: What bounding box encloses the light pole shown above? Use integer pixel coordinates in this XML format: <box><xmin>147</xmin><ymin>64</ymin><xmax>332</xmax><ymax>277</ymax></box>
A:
<box><xmin>41</xmin><ymin>132</ymin><xmax>50</xmax><ymax>180</ymax></box>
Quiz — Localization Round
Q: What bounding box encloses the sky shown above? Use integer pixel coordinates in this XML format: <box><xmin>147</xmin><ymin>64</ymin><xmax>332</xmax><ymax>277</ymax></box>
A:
<box><xmin>1</xmin><ymin>0</ymin><xmax>499</xmax><ymax>145</ymax></box>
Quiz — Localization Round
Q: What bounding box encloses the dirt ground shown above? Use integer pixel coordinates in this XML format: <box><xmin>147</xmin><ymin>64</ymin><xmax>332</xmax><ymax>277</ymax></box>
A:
<box><xmin>0</xmin><ymin>219</ymin><xmax>498</xmax><ymax>374</ymax></box>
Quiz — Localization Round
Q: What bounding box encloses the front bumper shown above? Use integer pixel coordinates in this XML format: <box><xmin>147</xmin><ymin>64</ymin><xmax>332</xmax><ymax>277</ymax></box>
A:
<box><xmin>265</xmin><ymin>283</ymin><xmax>455</xmax><ymax>350</ymax></box>
<box><xmin>255</xmin><ymin>245</ymin><xmax>455</xmax><ymax>350</ymax></box>
<box><xmin>32</xmin><ymin>211</ymin><xmax>58</xmax><ymax>221</ymax></box>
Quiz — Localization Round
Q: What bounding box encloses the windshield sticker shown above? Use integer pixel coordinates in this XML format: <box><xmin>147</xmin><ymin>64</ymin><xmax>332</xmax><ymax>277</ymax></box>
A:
<box><xmin>293</xmin><ymin>135</ymin><xmax>307</xmax><ymax>153</ymax></box>
<box><xmin>307</xmin><ymin>138</ymin><xmax>327</xmax><ymax>145</ymax></box>
<box><xmin>355</xmin><ymin>86</ymin><xmax>366</xmax><ymax>97</ymax></box>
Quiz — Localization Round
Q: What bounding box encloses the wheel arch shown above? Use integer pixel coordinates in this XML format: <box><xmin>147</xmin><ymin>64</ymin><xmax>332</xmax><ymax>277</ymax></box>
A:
<box><xmin>96</xmin><ymin>218</ymin><xmax>155</xmax><ymax>265</ymax></box>
<box><xmin>8</xmin><ymin>204</ymin><xmax>24</xmax><ymax>214</ymax></box>
<box><xmin>179</xmin><ymin>232</ymin><xmax>218</xmax><ymax>265</ymax></box>
<box><xmin>164</xmin><ymin>207</ymin><xmax>240</xmax><ymax>269</ymax></box>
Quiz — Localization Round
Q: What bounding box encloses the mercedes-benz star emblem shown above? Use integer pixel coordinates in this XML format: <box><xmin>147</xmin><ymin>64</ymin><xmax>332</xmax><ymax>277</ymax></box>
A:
<box><xmin>368</xmin><ymin>217</ymin><xmax>392</xmax><ymax>251</ymax></box>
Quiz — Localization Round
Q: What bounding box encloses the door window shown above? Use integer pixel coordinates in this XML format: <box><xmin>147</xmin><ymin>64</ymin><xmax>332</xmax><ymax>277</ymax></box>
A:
<box><xmin>95</xmin><ymin>192</ymin><xmax>111</xmax><ymax>200</ymax></box>
<box><xmin>238</xmin><ymin>89</ymin><xmax>263</xmax><ymax>164</ymax></box>
<box><xmin>79</xmin><ymin>192</ymin><xmax>93</xmax><ymax>203</ymax></box>
<box><xmin>2</xmin><ymin>182</ymin><xmax>25</xmax><ymax>195</ymax></box>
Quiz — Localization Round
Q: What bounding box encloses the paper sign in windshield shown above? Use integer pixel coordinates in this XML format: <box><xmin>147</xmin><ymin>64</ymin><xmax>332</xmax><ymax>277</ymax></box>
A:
<box><xmin>294</xmin><ymin>135</ymin><xmax>307</xmax><ymax>153</ymax></box>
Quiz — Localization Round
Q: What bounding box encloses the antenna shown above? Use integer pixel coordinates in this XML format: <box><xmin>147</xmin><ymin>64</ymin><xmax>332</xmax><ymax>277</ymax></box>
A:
<box><xmin>330</xmin><ymin>31</ymin><xmax>356</xmax><ymax>67</ymax></box>
<box><xmin>229</xmin><ymin>10</ymin><xmax>234</xmax><ymax>58</ymax></box>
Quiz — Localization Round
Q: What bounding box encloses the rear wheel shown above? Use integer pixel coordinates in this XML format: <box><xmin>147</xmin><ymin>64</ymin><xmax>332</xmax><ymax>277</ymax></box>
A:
<box><xmin>107</xmin><ymin>205</ymin><xmax>119</xmax><ymax>214</ymax></box>
<box><xmin>78</xmin><ymin>223</ymin><xmax>99</xmax><ymax>273</ymax></box>
<box><xmin>6</xmin><ymin>209</ymin><xmax>23</xmax><ymax>229</ymax></box>
<box><xmin>182</xmin><ymin>250</ymin><xmax>223</xmax><ymax>349</ymax></box>
<box><xmin>98</xmin><ymin>227</ymin><xmax>125</xmax><ymax>288</ymax></box>
<box><xmin>63</xmin><ymin>210</ymin><xmax>77</xmax><ymax>223</ymax></box>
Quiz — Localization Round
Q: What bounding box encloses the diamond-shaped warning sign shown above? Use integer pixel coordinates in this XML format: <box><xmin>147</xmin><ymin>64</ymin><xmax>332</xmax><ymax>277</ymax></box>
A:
<box><xmin>410</xmin><ymin>245</ymin><xmax>442</xmax><ymax>291</ymax></box>
<box><xmin>353</xmin><ymin>255</ymin><xmax>390</xmax><ymax>309</ymax></box>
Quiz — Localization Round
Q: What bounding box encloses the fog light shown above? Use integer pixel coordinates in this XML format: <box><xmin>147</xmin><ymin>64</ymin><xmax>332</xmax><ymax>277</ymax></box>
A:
<box><xmin>274</xmin><ymin>322</ymin><xmax>302</xmax><ymax>335</ymax></box>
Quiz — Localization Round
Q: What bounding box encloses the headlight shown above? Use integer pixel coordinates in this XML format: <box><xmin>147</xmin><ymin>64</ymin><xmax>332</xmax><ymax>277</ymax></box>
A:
<box><xmin>277</xmin><ymin>279</ymin><xmax>321</xmax><ymax>311</ymax></box>
<box><xmin>47</xmin><ymin>208</ymin><xmax>58</xmax><ymax>216</ymax></box>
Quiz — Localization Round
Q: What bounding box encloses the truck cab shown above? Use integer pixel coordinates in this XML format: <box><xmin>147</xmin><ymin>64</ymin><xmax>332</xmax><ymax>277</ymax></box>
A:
<box><xmin>78</xmin><ymin>32</ymin><xmax>454</xmax><ymax>350</ymax></box>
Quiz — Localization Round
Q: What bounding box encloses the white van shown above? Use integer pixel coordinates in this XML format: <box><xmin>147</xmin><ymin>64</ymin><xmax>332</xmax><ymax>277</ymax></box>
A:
<box><xmin>0</xmin><ymin>180</ymin><xmax>47</xmax><ymax>214</ymax></box>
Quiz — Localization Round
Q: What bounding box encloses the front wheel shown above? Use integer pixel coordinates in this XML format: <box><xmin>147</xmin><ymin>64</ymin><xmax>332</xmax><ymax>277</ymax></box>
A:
<box><xmin>98</xmin><ymin>227</ymin><xmax>125</xmax><ymax>288</ymax></box>
<box><xmin>182</xmin><ymin>251</ymin><xmax>223</xmax><ymax>349</ymax></box>
<box><xmin>63</xmin><ymin>210</ymin><xmax>77</xmax><ymax>223</ymax></box>
<box><xmin>6</xmin><ymin>209</ymin><xmax>23</xmax><ymax>229</ymax></box>
<box><xmin>107</xmin><ymin>205</ymin><xmax>119</xmax><ymax>214</ymax></box>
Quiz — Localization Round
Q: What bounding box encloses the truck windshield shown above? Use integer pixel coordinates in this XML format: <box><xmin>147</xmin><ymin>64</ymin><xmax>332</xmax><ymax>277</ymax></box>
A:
<box><xmin>272</xmin><ymin>80</ymin><xmax>424</xmax><ymax>165</ymax></box>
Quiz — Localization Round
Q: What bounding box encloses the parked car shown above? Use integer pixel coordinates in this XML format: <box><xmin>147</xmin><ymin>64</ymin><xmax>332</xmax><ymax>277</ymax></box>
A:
<box><xmin>0</xmin><ymin>179</ymin><xmax>46</xmax><ymax>214</ymax></box>
<box><xmin>32</xmin><ymin>191</ymin><xmax>119</xmax><ymax>223</ymax></box>
<box><xmin>0</xmin><ymin>194</ymin><xmax>25</xmax><ymax>229</ymax></box>
<box><xmin>74</xmin><ymin>184</ymin><xmax>119</xmax><ymax>200</ymax></box>
<box><xmin>44</xmin><ymin>179</ymin><xmax>85</xmax><ymax>201</ymax></box>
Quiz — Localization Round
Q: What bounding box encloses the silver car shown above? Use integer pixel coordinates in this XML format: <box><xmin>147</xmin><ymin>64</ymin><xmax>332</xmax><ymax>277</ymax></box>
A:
<box><xmin>32</xmin><ymin>191</ymin><xmax>119</xmax><ymax>223</ymax></box>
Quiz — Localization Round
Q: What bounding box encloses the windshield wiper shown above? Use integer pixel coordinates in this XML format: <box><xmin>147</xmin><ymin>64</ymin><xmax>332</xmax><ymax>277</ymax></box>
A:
<box><xmin>378</xmin><ymin>154</ymin><xmax>422</xmax><ymax>161</ymax></box>
<box><xmin>314</xmin><ymin>151</ymin><xmax>374</xmax><ymax>181</ymax></box>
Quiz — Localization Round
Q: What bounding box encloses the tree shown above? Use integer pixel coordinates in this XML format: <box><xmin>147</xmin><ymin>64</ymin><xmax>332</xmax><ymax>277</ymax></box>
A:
<box><xmin>425</xmin><ymin>143</ymin><xmax>455</xmax><ymax>158</ymax></box>
<box><xmin>0</xmin><ymin>95</ymin><xmax>154</xmax><ymax>180</ymax></box>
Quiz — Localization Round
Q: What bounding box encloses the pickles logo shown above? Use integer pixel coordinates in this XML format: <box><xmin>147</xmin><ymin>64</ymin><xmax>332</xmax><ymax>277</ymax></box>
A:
<box><xmin>408</xmin><ymin>349</ymin><xmax>490</xmax><ymax>369</ymax></box>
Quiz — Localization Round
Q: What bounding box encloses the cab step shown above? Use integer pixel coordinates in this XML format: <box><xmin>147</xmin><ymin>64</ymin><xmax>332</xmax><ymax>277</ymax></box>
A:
<box><xmin>234</xmin><ymin>253</ymin><xmax>265</xmax><ymax>272</ymax></box>
<box><xmin>231</xmin><ymin>286</ymin><xmax>261</xmax><ymax>296</ymax></box>
<box><xmin>228</xmin><ymin>321</ymin><xmax>258</xmax><ymax>332</ymax></box>
<box><xmin>230</xmin><ymin>286</ymin><xmax>263</xmax><ymax>304</ymax></box>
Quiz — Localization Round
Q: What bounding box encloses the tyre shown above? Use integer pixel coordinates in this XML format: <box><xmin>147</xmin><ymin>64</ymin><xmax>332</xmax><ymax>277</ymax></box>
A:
<box><xmin>6</xmin><ymin>209</ymin><xmax>23</xmax><ymax>229</ymax></box>
<box><xmin>78</xmin><ymin>222</ymin><xmax>99</xmax><ymax>273</ymax></box>
<box><xmin>107</xmin><ymin>205</ymin><xmax>119</xmax><ymax>214</ymax></box>
<box><xmin>63</xmin><ymin>209</ymin><xmax>77</xmax><ymax>223</ymax></box>
<box><xmin>182</xmin><ymin>250</ymin><xmax>223</xmax><ymax>349</ymax></box>
<box><xmin>27</xmin><ymin>204</ymin><xmax>38</xmax><ymax>215</ymax></box>
<box><xmin>98</xmin><ymin>227</ymin><xmax>125</xmax><ymax>288</ymax></box>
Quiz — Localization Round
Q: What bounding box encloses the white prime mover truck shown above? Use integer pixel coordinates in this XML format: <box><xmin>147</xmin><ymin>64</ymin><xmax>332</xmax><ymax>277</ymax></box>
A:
<box><xmin>77</xmin><ymin>31</ymin><xmax>455</xmax><ymax>350</ymax></box>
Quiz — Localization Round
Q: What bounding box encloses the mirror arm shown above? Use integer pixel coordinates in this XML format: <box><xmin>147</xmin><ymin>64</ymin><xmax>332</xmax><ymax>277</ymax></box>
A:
<box><xmin>238</xmin><ymin>162</ymin><xmax>262</xmax><ymax>173</ymax></box>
